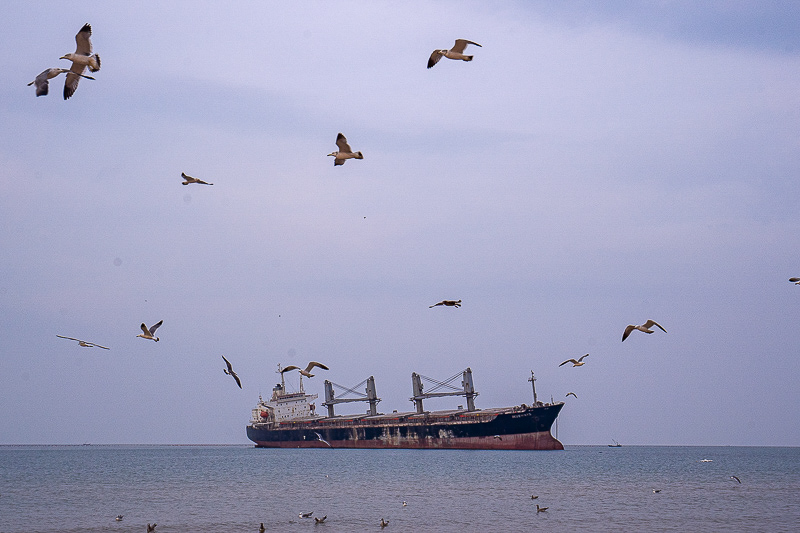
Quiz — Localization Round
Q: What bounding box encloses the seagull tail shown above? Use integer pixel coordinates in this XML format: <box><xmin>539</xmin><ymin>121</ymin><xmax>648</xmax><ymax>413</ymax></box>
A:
<box><xmin>89</xmin><ymin>54</ymin><xmax>101</xmax><ymax>72</ymax></box>
<box><xmin>355</xmin><ymin>151</ymin><xmax>364</xmax><ymax>159</ymax></box>
<box><xmin>463</xmin><ymin>55</ymin><xmax>474</xmax><ymax>62</ymax></box>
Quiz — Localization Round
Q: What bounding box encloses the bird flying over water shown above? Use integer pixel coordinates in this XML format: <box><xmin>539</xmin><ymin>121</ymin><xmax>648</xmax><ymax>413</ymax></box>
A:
<box><xmin>730</xmin><ymin>475</ymin><xmax>741</xmax><ymax>483</ymax></box>
<box><xmin>314</xmin><ymin>516</ymin><xmax>327</xmax><ymax>523</ymax></box>
<box><xmin>59</xmin><ymin>23</ymin><xmax>101</xmax><ymax>100</ymax></box>
<box><xmin>566</xmin><ymin>392</ymin><xmax>578</xmax><ymax>399</ymax></box>
<box><xmin>222</xmin><ymin>355</ymin><xmax>242</xmax><ymax>389</ymax></box>
<box><xmin>328</xmin><ymin>133</ymin><xmax>363</xmax><ymax>166</ymax></box>
<box><xmin>314</xmin><ymin>431</ymin><xmax>332</xmax><ymax>448</ymax></box>
<box><xmin>136</xmin><ymin>320</ymin><xmax>163</xmax><ymax>342</ymax></box>
<box><xmin>28</xmin><ymin>68</ymin><xmax>94</xmax><ymax>97</ymax></box>
<box><xmin>281</xmin><ymin>361</ymin><xmax>329</xmax><ymax>378</ymax></box>
<box><xmin>427</xmin><ymin>39</ymin><xmax>482</xmax><ymax>69</ymax></box>
<box><xmin>622</xmin><ymin>320</ymin><xmax>666</xmax><ymax>342</ymax></box>
<box><xmin>559</xmin><ymin>354</ymin><xmax>589</xmax><ymax>367</ymax></box>
<box><xmin>56</xmin><ymin>335</ymin><xmax>109</xmax><ymax>349</ymax></box>
<box><xmin>181</xmin><ymin>172</ymin><xmax>213</xmax><ymax>185</ymax></box>
<box><xmin>429</xmin><ymin>299</ymin><xmax>461</xmax><ymax>308</ymax></box>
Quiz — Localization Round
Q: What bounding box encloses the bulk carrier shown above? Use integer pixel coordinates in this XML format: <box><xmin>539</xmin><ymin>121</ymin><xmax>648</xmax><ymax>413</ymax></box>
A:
<box><xmin>246</xmin><ymin>367</ymin><xmax>564</xmax><ymax>450</ymax></box>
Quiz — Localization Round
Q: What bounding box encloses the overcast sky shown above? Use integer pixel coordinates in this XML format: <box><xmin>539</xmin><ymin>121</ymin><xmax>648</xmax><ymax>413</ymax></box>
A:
<box><xmin>2</xmin><ymin>1</ymin><xmax>799</xmax><ymax>446</ymax></box>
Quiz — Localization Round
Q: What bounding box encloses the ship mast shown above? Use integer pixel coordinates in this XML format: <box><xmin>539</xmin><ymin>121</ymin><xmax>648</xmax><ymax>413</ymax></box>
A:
<box><xmin>528</xmin><ymin>370</ymin><xmax>538</xmax><ymax>404</ymax></box>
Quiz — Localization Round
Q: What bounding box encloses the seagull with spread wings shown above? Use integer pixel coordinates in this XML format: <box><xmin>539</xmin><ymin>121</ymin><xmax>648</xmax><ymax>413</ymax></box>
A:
<box><xmin>136</xmin><ymin>320</ymin><xmax>163</xmax><ymax>342</ymax></box>
<box><xmin>429</xmin><ymin>299</ymin><xmax>461</xmax><ymax>308</ymax></box>
<box><xmin>222</xmin><ymin>355</ymin><xmax>242</xmax><ymax>389</ymax></box>
<box><xmin>56</xmin><ymin>335</ymin><xmax>109</xmax><ymax>350</ymax></box>
<box><xmin>28</xmin><ymin>68</ymin><xmax>94</xmax><ymax>97</ymax></box>
<box><xmin>622</xmin><ymin>320</ymin><xmax>667</xmax><ymax>342</ymax></box>
<box><xmin>282</xmin><ymin>362</ymin><xmax>329</xmax><ymax>378</ymax></box>
<box><xmin>559</xmin><ymin>354</ymin><xmax>589</xmax><ymax>367</ymax></box>
<box><xmin>427</xmin><ymin>39</ymin><xmax>482</xmax><ymax>69</ymax></box>
<box><xmin>181</xmin><ymin>172</ymin><xmax>213</xmax><ymax>185</ymax></box>
<box><xmin>59</xmin><ymin>23</ymin><xmax>100</xmax><ymax>100</ymax></box>
<box><xmin>328</xmin><ymin>133</ymin><xmax>363</xmax><ymax>166</ymax></box>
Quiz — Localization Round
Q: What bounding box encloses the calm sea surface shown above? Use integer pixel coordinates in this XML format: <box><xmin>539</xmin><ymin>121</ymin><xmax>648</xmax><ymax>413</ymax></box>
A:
<box><xmin>1</xmin><ymin>445</ymin><xmax>798</xmax><ymax>532</ymax></box>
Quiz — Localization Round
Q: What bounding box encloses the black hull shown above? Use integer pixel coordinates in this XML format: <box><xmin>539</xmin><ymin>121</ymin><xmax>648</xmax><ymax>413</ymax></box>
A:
<box><xmin>247</xmin><ymin>403</ymin><xmax>564</xmax><ymax>450</ymax></box>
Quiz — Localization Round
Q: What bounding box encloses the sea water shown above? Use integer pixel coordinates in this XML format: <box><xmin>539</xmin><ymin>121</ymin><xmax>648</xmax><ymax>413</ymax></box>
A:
<box><xmin>1</xmin><ymin>445</ymin><xmax>798</xmax><ymax>532</ymax></box>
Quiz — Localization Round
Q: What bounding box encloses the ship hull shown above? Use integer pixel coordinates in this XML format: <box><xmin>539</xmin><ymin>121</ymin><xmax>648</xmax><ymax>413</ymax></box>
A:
<box><xmin>247</xmin><ymin>403</ymin><xmax>564</xmax><ymax>450</ymax></box>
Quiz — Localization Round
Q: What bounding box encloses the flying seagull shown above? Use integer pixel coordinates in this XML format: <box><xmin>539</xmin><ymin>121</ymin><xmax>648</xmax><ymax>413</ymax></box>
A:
<box><xmin>222</xmin><ymin>355</ymin><xmax>242</xmax><ymax>389</ymax></box>
<box><xmin>281</xmin><ymin>361</ymin><xmax>329</xmax><ymax>378</ymax></box>
<box><xmin>730</xmin><ymin>475</ymin><xmax>741</xmax><ymax>484</ymax></box>
<box><xmin>56</xmin><ymin>335</ymin><xmax>109</xmax><ymax>350</ymax></box>
<box><xmin>28</xmin><ymin>68</ymin><xmax>93</xmax><ymax>97</ymax></box>
<box><xmin>622</xmin><ymin>320</ymin><xmax>667</xmax><ymax>342</ymax></box>
<box><xmin>137</xmin><ymin>320</ymin><xmax>163</xmax><ymax>342</ymax></box>
<box><xmin>181</xmin><ymin>172</ymin><xmax>213</xmax><ymax>185</ymax></box>
<box><xmin>314</xmin><ymin>431</ymin><xmax>332</xmax><ymax>448</ymax></box>
<box><xmin>428</xmin><ymin>39</ymin><xmax>482</xmax><ymax>69</ymax></box>
<box><xmin>536</xmin><ymin>504</ymin><xmax>548</xmax><ymax>513</ymax></box>
<box><xmin>314</xmin><ymin>516</ymin><xmax>327</xmax><ymax>524</ymax></box>
<box><xmin>566</xmin><ymin>392</ymin><xmax>578</xmax><ymax>399</ymax></box>
<box><xmin>328</xmin><ymin>133</ymin><xmax>363</xmax><ymax>166</ymax></box>
<box><xmin>790</xmin><ymin>277</ymin><xmax>800</xmax><ymax>285</ymax></box>
<box><xmin>559</xmin><ymin>354</ymin><xmax>589</xmax><ymax>367</ymax></box>
<box><xmin>60</xmin><ymin>23</ymin><xmax>101</xmax><ymax>100</ymax></box>
<box><xmin>429</xmin><ymin>299</ymin><xmax>461</xmax><ymax>308</ymax></box>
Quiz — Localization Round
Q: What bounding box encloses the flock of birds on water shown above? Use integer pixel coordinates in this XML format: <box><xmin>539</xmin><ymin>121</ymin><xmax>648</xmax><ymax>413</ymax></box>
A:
<box><xmin>30</xmin><ymin>21</ymin><xmax>778</xmax><ymax>531</ymax></box>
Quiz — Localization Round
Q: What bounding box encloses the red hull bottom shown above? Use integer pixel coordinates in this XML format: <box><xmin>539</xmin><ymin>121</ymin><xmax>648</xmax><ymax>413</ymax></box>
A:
<box><xmin>252</xmin><ymin>430</ymin><xmax>563</xmax><ymax>450</ymax></box>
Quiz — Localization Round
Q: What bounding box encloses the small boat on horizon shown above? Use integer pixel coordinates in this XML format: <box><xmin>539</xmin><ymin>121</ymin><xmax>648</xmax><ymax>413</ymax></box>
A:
<box><xmin>608</xmin><ymin>439</ymin><xmax>622</xmax><ymax>447</ymax></box>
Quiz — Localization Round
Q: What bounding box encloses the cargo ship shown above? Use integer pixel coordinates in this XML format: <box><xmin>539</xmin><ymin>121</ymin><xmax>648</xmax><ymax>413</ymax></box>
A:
<box><xmin>246</xmin><ymin>367</ymin><xmax>564</xmax><ymax>450</ymax></box>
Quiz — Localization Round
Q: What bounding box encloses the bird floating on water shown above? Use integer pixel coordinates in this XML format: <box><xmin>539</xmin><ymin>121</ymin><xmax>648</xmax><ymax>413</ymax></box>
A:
<box><xmin>559</xmin><ymin>354</ymin><xmax>589</xmax><ymax>367</ymax></box>
<box><xmin>530</xmin><ymin>495</ymin><xmax>538</xmax><ymax>500</ymax></box>
<box><xmin>314</xmin><ymin>516</ymin><xmax>327</xmax><ymax>524</ymax></box>
<box><xmin>652</xmin><ymin>489</ymin><xmax>661</xmax><ymax>494</ymax></box>
<box><xmin>59</xmin><ymin>23</ymin><xmax>101</xmax><ymax>100</ymax></box>
<box><xmin>565</xmin><ymin>392</ymin><xmax>578</xmax><ymax>399</ymax></box>
<box><xmin>115</xmin><ymin>515</ymin><xmax>123</xmax><ymax>521</ymax></box>
<box><xmin>137</xmin><ymin>320</ymin><xmax>163</xmax><ymax>342</ymax></box>
<box><xmin>429</xmin><ymin>299</ymin><xmax>461</xmax><ymax>308</ymax></box>
<box><xmin>28</xmin><ymin>68</ymin><xmax>94</xmax><ymax>97</ymax></box>
<box><xmin>146</xmin><ymin>524</ymin><xmax>157</xmax><ymax>533</ymax></box>
<box><xmin>328</xmin><ymin>133</ymin><xmax>363</xmax><ymax>166</ymax></box>
<box><xmin>402</xmin><ymin>501</ymin><xmax>407</xmax><ymax>507</ymax></box>
<box><xmin>222</xmin><ymin>355</ymin><xmax>242</xmax><ymax>389</ymax></box>
<box><xmin>56</xmin><ymin>335</ymin><xmax>109</xmax><ymax>349</ymax></box>
<box><xmin>622</xmin><ymin>320</ymin><xmax>666</xmax><ymax>342</ymax></box>
<box><xmin>427</xmin><ymin>39</ymin><xmax>482</xmax><ymax>69</ymax></box>
<box><xmin>699</xmin><ymin>459</ymin><xmax>713</xmax><ymax>462</ymax></box>
<box><xmin>259</xmin><ymin>523</ymin><xmax>265</xmax><ymax>533</ymax></box>
<box><xmin>730</xmin><ymin>475</ymin><xmax>741</xmax><ymax>483</ymax></box>
<box><xmin>181</xmin><ymin>172</ymin><xmax>213</xmax><ymax>185</ymax></box>
<box><xmin>380</xmin><ymin>518</ymin><xmax>390</xmax><ymax>528</ymax></box>
<box><xmin>536</xmin><ymin>504</ymin><xmax>548</xmax><ymax>513</ymax></box>
<box><xmin>300</xmin><ymin>512</ymin><xmax>313</xmax><ymax>518</ymax></box>
<box><xmin>281</xmin><ymin>361</ymin><xmax>329</xmax><ymax>378</ymax></box>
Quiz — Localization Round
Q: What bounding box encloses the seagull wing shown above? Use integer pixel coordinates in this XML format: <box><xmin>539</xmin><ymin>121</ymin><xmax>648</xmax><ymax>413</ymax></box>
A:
<box><xmin>790</xmin><ymin>277</ymin><xmax>800</xmax><ymax>282</ymax></box>
<box><xmin>281</xmin><ymin>365</ymin><xmax>301</xmax><ymax>373</ymax></box>
<box><xmin>148</xmin><ymin>320</ymin><xmax>163</xmax><ymax>335</ymax></box>
<box><xmin>88</xmin><ymin>342</ymin><xmax>110</xmax><ymax>350</ymax></box>
<box><xmin>231</xmin><ymin>371</ymin><xmax>242</xmax><ymax>388</ymax></box>
<box><xmin>452</xmin><ymin>39</ymin><xmax>481</xmax><ymax>53</ymax></box>
<box><xmin>644</xmin><ymin>320</ymin><xmax>666</xmax><ymax>333</ymax></box>
<box><xmin>75</xmin><ymin>23</ymin><xmax>93</xmax><ymax>55</ymax></box>
<box><xmin>140</xmin><ymin>323</ymin><xmax>151</xmax><ymax>336</ymax></box>
<box><xmin>577</xmin><ymin>353</ymin><xmax>589</xmax><ymax>362</ymax></box>
<box><xmin>336</xmin><ymin>133</ymin><xmax>353</xmax><ymax>153</ymax></box>
<box><xmin>622</xmin><ymin>324</ymin><xmax>636</xmax><ymax>342</ymax></box>
<box><xmin>222</xmin><ymin>355</ymin><xmax>234</xmax><ymax>373</ymax></box>
<box><xmin>181</xmin><ymin>172</ymin><xmax>195</xmax><ymax>182</ymax></box>
<box><xmin>427</xmin><ymin>50</ymin><xmax>443</xmax><ymax>68</ymax></box>
<box><xmin>64</xmin><ymin>62</ymin><xmax>87</xmax><ymax>100</ymax></box>
<box><xmin>57</xmin><ymin>335</ymin><xmax>82</xmax><ymax>342</ymax></box>
<box><xmin>559</xmin><ymin>359</ymin><xmax>577</xmax><ymax>367</ymax></box>
<box><xmin>566</xmin><ymin>392</ymin><xmax>577</xmax><ymax>398</ymax></box>
<box><xmin>33</xmin><ymin>70</ymin><xmax>53</xmax><ymax>96</ymax></box>
<box><xmin>306</xmin><ymin>361</ymin><xmax>329</xmax><ymax>372</ymax></box>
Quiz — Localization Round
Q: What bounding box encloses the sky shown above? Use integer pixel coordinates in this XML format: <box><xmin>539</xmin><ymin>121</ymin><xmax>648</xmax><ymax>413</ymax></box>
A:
<box><xmin>1</xmin><ymin>1</ymin><xmax>799</xmax><ymax>446</ymax></box>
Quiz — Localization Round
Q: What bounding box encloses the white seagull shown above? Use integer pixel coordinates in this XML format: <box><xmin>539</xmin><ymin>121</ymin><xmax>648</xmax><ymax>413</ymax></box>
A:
<box><xmin>281</xmin><ymin>361</ymin><xmax>329</xmax><ymax>378</ymax></box>
<box><xmin>222</xmin><ymin>355</ymin><xmax>242</xmax><ymax>389</ymax></box>
<box><xmin>428</xmin><ymin>39</ymin><xmax>482</xmax><ymax>69</ymax></box>
<box><xmin>181</xmin><ymin>172</ymin><xmax>213</xmax><ymax>185</ymax></box>
<box><xmin>314</xmin><ymin>431</ymin><xmax>332</xmax><ymax>448</ymax></box>
<box><xmin>59</xmin><ymin>23</ymin><xmax>101</xmax><ymax>100</ymax></box>
<box><xmin>137</xmin><ymin>320</ymin><xmax>163</xmax><ymax>342</ymax></box>
<box><xmin>559</xmin><ymin>354</ymin><xmax>589</xmax><ymax>367</ymax></box>
<box><xmin>328</xmin><ymin>133</ymin><xmax>363</xmax><ymax>166</ymax></box>
<box><xmin>622</xmin><ymin>320</ymin><xmax>667</xmax><ymax>342</ymax></box>
<box><xmin>28</xmin><ymin>68</ymin><xmax>94</xmax><ymax>97</ymax></box>
<box><xmin>299</xmin><ymin>512</ymin><xmax>313</xmax><ymax>518</ymax></box>
<box><xmin>56</xmin><ymin>335</ymin><xmax>109</xmax><ymax>350</ymax></box>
